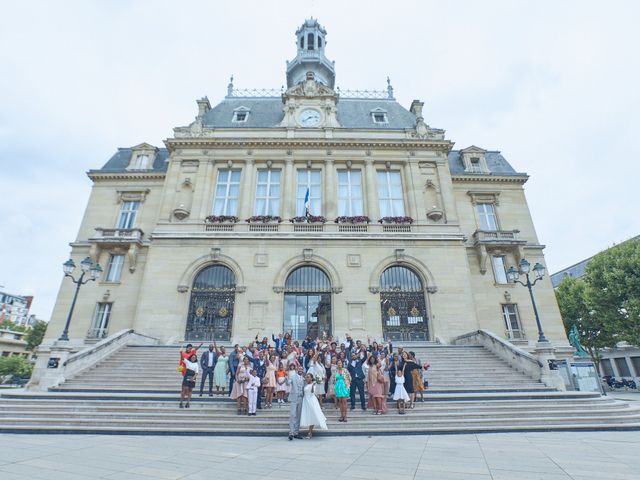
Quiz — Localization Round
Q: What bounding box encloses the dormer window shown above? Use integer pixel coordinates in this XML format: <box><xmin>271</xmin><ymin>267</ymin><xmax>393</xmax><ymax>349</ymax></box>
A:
<box><xmin>232</xmin><ymin>107</ymin><xmax>250</xmax><ymax>123</ymax></box>
<box><xmin>131</xmin><ymin>154</ymin><xmax>150</xmax><ymax>170</ymax></box>
<box><xmin>469</xmin><ymin>157</ymin><xmax>483</xmax><ymax>173</ymax></box>
<box><xmin>371</xmin><ymin>108</ymin><xmax>388</xmax><ymax>124</ymax></box>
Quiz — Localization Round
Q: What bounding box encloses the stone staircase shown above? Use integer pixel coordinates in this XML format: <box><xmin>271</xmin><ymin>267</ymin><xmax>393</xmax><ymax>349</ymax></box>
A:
<box><xmin>1</xmin><ymin>343</ymin><xmax>639</xmax><ymax>435</ymax></box>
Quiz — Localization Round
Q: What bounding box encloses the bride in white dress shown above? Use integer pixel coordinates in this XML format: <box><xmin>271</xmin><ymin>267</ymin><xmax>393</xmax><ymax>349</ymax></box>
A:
<box><xmin>300</xmin><ymin>374</ymin><xmax>328</xmax><ymax>438</ymax></box>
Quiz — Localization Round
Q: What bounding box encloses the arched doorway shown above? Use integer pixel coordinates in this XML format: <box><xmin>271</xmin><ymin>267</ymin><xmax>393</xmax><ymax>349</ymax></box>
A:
<box><xmin>380</xmin><ymin>266</ymin><xmax>428</xmax><ymax>341</ymax></box>
<box><xmin>185</xmin><ymin>265</ymin><xmax>236</xmax><ymax>341</ymax></box>
<box><xmin>283</xmin><ymin>266</ymin><xmax>332</xmax><ymax>340</ymax></box>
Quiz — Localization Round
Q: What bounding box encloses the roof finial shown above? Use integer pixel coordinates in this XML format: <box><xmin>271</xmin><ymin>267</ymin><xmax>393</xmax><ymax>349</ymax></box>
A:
<box><xmin>227</xmin><ymin>75</ymin><xmax>234</xmax><ymax>97</ymax></box>
<box><xmin>387</xmin><ymin>76</ymin><xmax>394</xmax><ymax>99</ymax></box>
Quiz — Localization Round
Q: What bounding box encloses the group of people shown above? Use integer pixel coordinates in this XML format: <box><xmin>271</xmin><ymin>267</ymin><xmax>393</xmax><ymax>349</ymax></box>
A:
<box><xmin>177</xmin><ymin>332</ymin><xmax>430</xmax><ymax>437</ymax></box>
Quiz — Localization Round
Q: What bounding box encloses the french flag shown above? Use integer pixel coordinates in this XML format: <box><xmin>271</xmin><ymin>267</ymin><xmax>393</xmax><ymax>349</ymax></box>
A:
<box><xmin>304</xmin><ymin>188</ymin><xmax>310</xmax><ymax>216</ymax></box>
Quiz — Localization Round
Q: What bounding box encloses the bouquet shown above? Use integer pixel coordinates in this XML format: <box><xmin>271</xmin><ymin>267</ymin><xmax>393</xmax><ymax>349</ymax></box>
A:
<box><xmin>314</xmin><ymin>375</ymin><xmax>324</xmax><ymax>385</ymax></box>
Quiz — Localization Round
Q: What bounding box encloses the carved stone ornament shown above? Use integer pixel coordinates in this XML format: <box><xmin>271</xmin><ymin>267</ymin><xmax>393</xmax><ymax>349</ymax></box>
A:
<box><xmin>173</xmin><ymin>207</ymin><xmax>190</xmax><ymax>220</ymax></box>
<box><xmin>236</xmin><ymin>286</ymin><xmax>247</xmax><ymax>293</ymax></box>
<box><xmin>211</xmin><ymin>247</ymin><xmax>221</xmax><ymax>260</ymax></box>
<box><xmin>426</xmin><ymin>208</ymin><xmax>444</xmax><ymax>222</ymax></box>
<box><xmin>504</xmin><ymin>290</ymin><xmax>512</xmax><ymax>302</ymax></box>
<box><xmin>426</xmin><ymin>286</ymin><xmax>438</xmax><ymax>294</ymax></box>
<box><xmin>303</xmin><ymin>248</ymin><xmax>313</xmax><ymax>261</ymax></box>
<box><xmin>284</xmin><ymin>73</ymin><xmax>336</xmax><ymax>98</ymax></box>
<box><xmin>103</xmin><ymin>290</ymin><xmax>111</xmax><ymax>301</ymax></box>
<box><xmin>331</xmin><ymin>286</ymin><xmax>343</xmax><ymax>294</ymax></box>
<box><xmin>127</xmin><ymin>244</ymin><xmax>138</xmax><ymax>273</ymax></box>
<box><xmin>369</xmin><ymin>286</ymin><xmax>380</xmax><ymax>294</ymax></box>
<box><xmin>273</xmin><ymin>286</ymin><xmax>285</xmax><ymax>294</ymax></box>
<box><xmin>177</xmin><ymin>285</ymin><xmax>189</xmax><ymax>293</ymax></box>
<box><xmin>395</xmin><ymin>248</ymin><xmax>405</xmax><ymax>261</ymax></box>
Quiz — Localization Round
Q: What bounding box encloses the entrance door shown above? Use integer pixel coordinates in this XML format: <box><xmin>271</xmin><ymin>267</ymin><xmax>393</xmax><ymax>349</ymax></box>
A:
<box><xmin>283</xmin><ymin>266</ymin><xmax>332</xmax><ymax>341</ymax></box>
<box><xmin>185</xmin><ymin>265</ymin><xmax>236</xmax><ymax>341</ymax></box>
<box><xmin>380</xmin><ymin>266</ymin><xmax>428</xmax><ymax>341</ymax></box>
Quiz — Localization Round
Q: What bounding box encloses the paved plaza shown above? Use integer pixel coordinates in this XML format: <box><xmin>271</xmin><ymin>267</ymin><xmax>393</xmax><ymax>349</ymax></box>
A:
<box><xmin>0</xmin><ymin>431</ymin><xmax>639</xmax><ymax>480</ymax></box>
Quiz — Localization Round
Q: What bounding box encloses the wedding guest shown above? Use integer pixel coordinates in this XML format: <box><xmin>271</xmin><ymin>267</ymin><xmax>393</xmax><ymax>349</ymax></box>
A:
<box><xmin>180</xmin><ymin>353</ymin><xmax>199</xmax><ymax>409</ymax></box>
<box><xmin>228</xmin><ymin>344</ymin><xmax>241</xmax><ymax>395</ymax></box>
<box><xmin>252</xmin><ymin>351</ymin><xmax>267</xmax><ymax>410</ymax></box>
<box><xmin>264</xmin><ymin>355</ymin><xmax>277</xmax><ymax>408</ymax></box>
<box><xmin>348</xmin><ymin>351</ymin><xmax>366</xmax><ymax>411</ymax></box>
<box><xmin>393</xmin><ymin>366</ymin><xmax>410</xmax><ymax>414</ymax></box>
<box><xmin>300</xmin><ymin>373</ymin><xmax>328</xmax><ymax>438</ymax></box>
<box><xmin>179</xmin><ymin>343</ymin><xmax>202</xmax><ymax>377</ymax></box>
<box><xmin>199</xmin><ymin>343</ymin><xmax>217</xmax><ymax>397</ymax></box>
<box><xmin>307</xmin><ymin>351</ymin><xmax>326</xmax><ymax>407</ymax></box>
<box><xmin>230</xmin><ymin>356</ymin><xmax>251</xmax><ymax>415</ymax></box>
<box><xmin>403</xmin><ymin>352</ymin><xmax>420</xmax><ymax>409</ymax></box>
<box><xmin>367</xmin><ymin>356</ymin><xmax>387</xmax><ymax>414</ymax></box>
<box><xmin>246</xmin><ymin>368</ymin><xmax>261</xmax><ymax>416</ymax></box>
<box><xmin>334</xmin><ymin>360</ymin><xmax>351</xmax><ymax>422</ymax></box>
<box><xmin>213</xmin><ymin>345</ymin><xmax>229</xmax><ymax>395</ymax></box>
<box><xmin>275</xmin><ymin>361</ymin><xmax>288</xmax><ymax>404</ymax></box>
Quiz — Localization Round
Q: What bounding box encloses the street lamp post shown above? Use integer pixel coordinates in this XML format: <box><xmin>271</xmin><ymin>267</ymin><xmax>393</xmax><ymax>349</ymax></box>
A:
<box><xmin>59</xmin><ymin>256</ymin><xmax>102</xmax><ymax>341</ymax></box>
<box><xmin>507</xmin><ymin>258</ymin><xmax>548</xmax><ymax>343</ymax></box>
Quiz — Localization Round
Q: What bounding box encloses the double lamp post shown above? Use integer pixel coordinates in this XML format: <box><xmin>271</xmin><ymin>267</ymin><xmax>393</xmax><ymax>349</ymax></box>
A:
<box><xmin>59</xmin><ymin>257</ymin><xmax>102</xmax><ymax>341</ymax></box>
<box><xmin>507</xmin><ymin>258</ymin><xmax>548</xmax><ymax>344</ymax></box>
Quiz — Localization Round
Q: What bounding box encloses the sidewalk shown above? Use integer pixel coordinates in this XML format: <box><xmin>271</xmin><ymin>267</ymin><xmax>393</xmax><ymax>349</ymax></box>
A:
<box><xmin>0</xmin><ymin>431</ymin><xmax>639</xmax><ymax>480</ymax></box>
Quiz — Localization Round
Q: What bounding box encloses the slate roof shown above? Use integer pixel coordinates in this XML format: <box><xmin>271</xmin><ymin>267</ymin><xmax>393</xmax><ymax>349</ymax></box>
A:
<box><xmin>91</xmin><ymin>148</ymin><xmax>170</xmax><ymax>173</ymax></box>
<box><xmin>447</xmin><ymin>151</ymin><xmax>526</xmax><ymax>177</ymax></box>
<box><xmin>202</xmin><ymin>97</ymin><xmax>417</xmax><ymax>129</ymax></box>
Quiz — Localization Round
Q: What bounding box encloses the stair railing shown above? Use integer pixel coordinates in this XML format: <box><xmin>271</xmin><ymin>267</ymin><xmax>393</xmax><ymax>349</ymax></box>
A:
<box><xmin>453</xmin><ymin>329</ymin><xmax>543</xmax><ymax>381</ymax></box>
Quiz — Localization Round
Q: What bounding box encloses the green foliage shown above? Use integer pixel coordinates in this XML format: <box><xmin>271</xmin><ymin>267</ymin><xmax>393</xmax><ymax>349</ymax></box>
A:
<box><xmin>555</xmin><ymin>239</ymin><xmax>640</xmax><ymax>365</ymax></box>
<box><xmin>0</xmin><ymin>320</ymin><xmax>27</xmax><ymax>333</ymax></box>
<box><xmin>0</xmin><ymin>356</ymin><xmax>32</xmax><ymax>378</ymax></box>
<box><xmin>584</xmin><ymin>239</ymin><xmax>640</xmax><ymax>347</ymax></box>
<box><xmin>25</xmin><ymin>320</ymin><xmax>48</xmax><ymax>351</ymax></box>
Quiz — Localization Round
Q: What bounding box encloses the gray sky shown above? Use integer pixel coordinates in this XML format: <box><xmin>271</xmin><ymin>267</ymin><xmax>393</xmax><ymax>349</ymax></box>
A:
<box><xmin>1</xmin><ymin>0</ymin><xmax>638</xmax><ymax>320</ymax></box>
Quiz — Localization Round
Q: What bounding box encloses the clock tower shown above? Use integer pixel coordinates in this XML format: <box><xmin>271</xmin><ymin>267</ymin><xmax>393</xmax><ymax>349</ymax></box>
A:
<box><xmin>281</xmin><ymin>19</ymin><xmax>340</xmax><ymax>129</ymax></box>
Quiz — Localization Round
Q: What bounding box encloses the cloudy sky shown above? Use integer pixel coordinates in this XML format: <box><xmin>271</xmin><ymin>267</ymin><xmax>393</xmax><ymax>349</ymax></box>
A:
<box><xmin>1</xmin><ymin>0</ymin><xmax>638</xmax><ymax>320</ymax></box>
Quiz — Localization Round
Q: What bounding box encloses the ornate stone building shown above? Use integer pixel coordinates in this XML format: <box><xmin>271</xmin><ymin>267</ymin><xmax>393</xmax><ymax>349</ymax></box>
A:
<box><xmin>44</xmin><ymin>19</ymin><xmax>567</xmax><ymax>348</ymax></box>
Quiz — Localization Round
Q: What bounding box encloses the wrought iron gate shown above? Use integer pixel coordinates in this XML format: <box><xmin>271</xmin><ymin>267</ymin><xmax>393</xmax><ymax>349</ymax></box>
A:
<box><xmin>379</xmin><ymin>266</ymin><xmax>429</xmax><ymax>341</ymax></box>
<box><xmin>185</xmin><ymin>265</ymin><xmax>235</xmax><ymax>342</ymax></box>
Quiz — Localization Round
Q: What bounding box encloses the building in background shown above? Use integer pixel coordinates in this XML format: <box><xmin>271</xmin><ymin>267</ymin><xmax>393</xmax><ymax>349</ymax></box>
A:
<box><xmin>42</xmin><ymin>19</ymin><xmax>567</xmax><ymax>351</ymax></box>
<box><xmin>551</xmin><ymin>235</ymin><xmax>640</xmax><ymax>380</ymax></box>
<box><xmin>0</xmin><ymin>292</ymin><xmax>32</xmax><ymax>326</ymax></box>
<box><xmin>0</xmin><ymin>328</ymin><xmax>31</xmax><ymax>359</ymax></box>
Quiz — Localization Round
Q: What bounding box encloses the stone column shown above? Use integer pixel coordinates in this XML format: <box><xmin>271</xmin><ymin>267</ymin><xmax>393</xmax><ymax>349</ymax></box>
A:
<box><xmin>402</xmin><ymin>160</ymin><xmax>418</xmax><ymax>219</ymax></box>
<box><xmin>364</xmin><ymin>158</ymin><xmax>380</xmax><ymax>220</ymax></box>
<box><xmin>282</xmin><ymin>157</ymin><xmax>294</xmax><ymax>218</ymax></box>
<box><xmin>324</xmin><ymin>158</ymin><xmax>336</xmax><ymax>218</ymax></box>
<box><xmin>238</xmin><ymin>158</ymin><xmax>255</xmax><ymax>220</ymax></box>
<box><xmin>197</xmin><ymin>159</ymin><xmax>215</xmax><ymax>218</ymax></box>
<box><xmin>408</xmin><ymin>160</ymin><xmax>426</xmax><ymax>221</ymax></box>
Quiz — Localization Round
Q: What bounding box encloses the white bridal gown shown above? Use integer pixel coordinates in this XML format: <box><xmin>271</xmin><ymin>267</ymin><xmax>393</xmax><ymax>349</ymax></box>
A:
<box><xmin>300</xmin><ymin>383</ymin><xmax>328</xmax><ymax>429</ymax></box>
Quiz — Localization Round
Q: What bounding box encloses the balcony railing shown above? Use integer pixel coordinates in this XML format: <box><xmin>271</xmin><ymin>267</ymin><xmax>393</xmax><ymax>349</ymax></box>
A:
<box><xmin>473</xmin><ymin>229</ymin><xmax>525</xmax><ymax>245</ymax></box>
<box><xmin>91</xmin><ymin>228</ymin><xmax>144</xmax><ymax>245</ymax></box>
<box><xmin>87</xmin><ymin>327</ymin><xmax>109</xmax><ymax>340</ymax></box>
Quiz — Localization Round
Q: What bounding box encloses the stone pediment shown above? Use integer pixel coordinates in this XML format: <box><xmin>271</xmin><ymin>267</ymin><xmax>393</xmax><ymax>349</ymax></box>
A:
<box><xmin>460</xmin><ymin>145</ymin><xmax>487</xmax><ymax>154</ymax></box>
<box><xmin>131</xmin><ymin>142</ymin><xmax>158</xmax><ymax>152</ymax></box>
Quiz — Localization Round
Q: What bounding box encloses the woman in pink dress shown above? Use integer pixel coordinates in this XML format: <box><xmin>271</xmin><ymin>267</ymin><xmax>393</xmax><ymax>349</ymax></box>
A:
<box><xmin>367</xmin><ymin>355</ymin><xmax>387</xmax><ymax>415</ymax></box>
<box><xmin>264</xmin><ymin>355</ymin><xmax>277</xmax><ymax>408</ymax></box>
<box><xmin>230</xmin><ymin>356</ymin><xmax>251</xmax><ymax>415</ymax></box>
<box><xmin>326</xmin><ymin>357</ymin><xmax>338</xmax><ymax>408</ymax></box>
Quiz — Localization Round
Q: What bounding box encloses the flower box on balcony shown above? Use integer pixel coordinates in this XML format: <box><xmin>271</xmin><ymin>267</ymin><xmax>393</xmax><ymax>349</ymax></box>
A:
<box><xmin>335</xmin><ymin>216</ymin><xmax>371</xmax><ymax>224</ymax></box>
<box><xmin>378</xmin><ymin>216</ymin><xmax>414</xmax><ymax>224</ymax></box>
<box><xmin>205</xmin><ymin>215</ymin><xmax>238</xmax><ymax>224</ymax></box>
<box><xmin>290</xmin><ymin>215</ymin><xmax>326</xmax><ymax>224</ymax></box>
<box><xmin>245</xmin><ymin>215</ymin><xmax>282</xmax><ymax>223</ymax></box>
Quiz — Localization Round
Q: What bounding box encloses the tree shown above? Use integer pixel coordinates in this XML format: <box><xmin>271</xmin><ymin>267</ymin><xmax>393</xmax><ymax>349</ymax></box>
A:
<box><xmin>25</xmin><ymin>320</ymin><xmax>48</xmax><ymax>351</ymax></box>
<box><xmin>555</xmin><ymin>276</ymin><xmax>618</xmax><ymax>371</ymax></box>
<box><xmin>0</xmin><ymin>356</ymin><xmax>33</xmax><ymax>379</ymax></box>
<box><xmin>584</xmin><ymin>239</ymin><xmax>640</xmax><ymax>347</ymax></box>
<box><xmin>0</xmin><ymin>320</ymin><xmax>27</xmax><ymax>333</ymax></box>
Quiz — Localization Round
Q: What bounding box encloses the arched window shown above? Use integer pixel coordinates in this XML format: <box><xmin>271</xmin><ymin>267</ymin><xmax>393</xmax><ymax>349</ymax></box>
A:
<box><xmin>185</xmin><ymin>265</ymin><xmax>236</xmax><ymax>341</ymax></box>
<box><xmin>284</xmin><ymin>266</ymin><xmax>331</xmax><ymax>340</ymax></box>
<box><xmin>300</xmin><ymin>35</ymin><xmax>304</xmax><ymax>49</ymax></box>
<box><xmin>307</xmin><ymin>33</ymin><xmax>314</xmax><ymax>50</ymax></box>
<box><xmin>318</xmin><ymin>36</ymin><xmax>322</xmax><ymax>48</ymax></box>
<box><xmin>380</xmin><ymin>266</ymin><xmax>428</xmax><ymax>341</ymax></box>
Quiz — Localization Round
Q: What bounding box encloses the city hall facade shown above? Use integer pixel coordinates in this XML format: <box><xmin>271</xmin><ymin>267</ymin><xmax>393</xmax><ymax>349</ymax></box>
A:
<box><xmin>44</xmin><ymin>19</ymin><xmax>568</xmax><ymax>348</ymax></box>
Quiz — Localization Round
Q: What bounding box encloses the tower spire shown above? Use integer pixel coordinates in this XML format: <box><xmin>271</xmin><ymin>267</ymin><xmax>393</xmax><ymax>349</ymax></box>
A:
<box><xmin>286</xmin><ymin>18</ymin><xmax>335</xmax><ymax>88</ymax></box>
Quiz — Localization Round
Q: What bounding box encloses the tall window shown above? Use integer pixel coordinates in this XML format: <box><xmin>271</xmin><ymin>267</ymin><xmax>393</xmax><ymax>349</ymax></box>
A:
<box><xmin>502</xmin><ymin>304</ymin><xmax>522</xmax><ymax>339</ymax></box>
<box><xmin>492</xmin><ymin>255</ymin><xmax>508</xmax><ymax>284</ymax></box>
<box><xmin>469</xmin><ymin>157</ymin><xmax>482</xmax><ymax>173</ymax></box>
<box><xmin>117</xmin><ymin>201</ymin><xmax>139</xmax><ymax>229</ymax></box>
<box><xmin>255</xmin><ymin>169</ymin><xmax>281</xmax><ymax>216</ymax></box>
<box><xmin>131</xmin><ymin>154</ymin><xmax>150</xmax><ymax>169</ymax></box>
<box><xmin>89</xmin><ymin>303</ymin><xmax>112</xmax><ymax>339</ymax></box>
<box><xmin>377</xmin><ymin>171</ymin><xmax>405</xmax><ymax>217</ymax></box>
<box><xmin>307</xmin><ymin>33</ymin><xmax>314</xmax><ymax>50</ymax></box>
<box><xmin>337</xmin><ymin>170</ymin><xmax>363</xmax><ymax>216</ymax></box>
<box><xmin>296</xmin><ymin>170</ymin><xmax>322</xmax><ymax>216</ymax></box>
<box><xmin>213</xmin><ymin>169</ymin><xmax>241</xmax><ymax>216</ymax></box>
<box><xmin>105</xmin><ymin>254</ymin><xmax>125</xmax><ymax>282</ymax></box>
<box><xmin>476</xmin><ymin>203</ymin><xmax>498</xmax><ymax>230</ymax></box>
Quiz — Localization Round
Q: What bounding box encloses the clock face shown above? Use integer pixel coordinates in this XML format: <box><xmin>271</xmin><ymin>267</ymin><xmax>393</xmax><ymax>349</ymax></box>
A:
<box><xmin>299</xmin><ymin>109</ymin><xmax>321</xmax><ymax>127</ymax></box>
